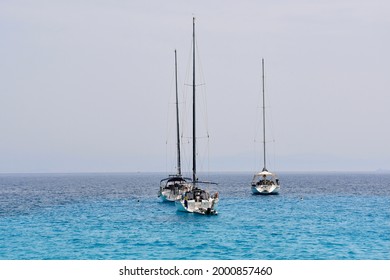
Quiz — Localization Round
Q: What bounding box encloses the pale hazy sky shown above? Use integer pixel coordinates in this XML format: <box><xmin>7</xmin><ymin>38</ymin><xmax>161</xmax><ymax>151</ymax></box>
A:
<box><xmin>1</xmin><ymin>0</ymin><xmax>389</xmax><ymax>173</ymax></box>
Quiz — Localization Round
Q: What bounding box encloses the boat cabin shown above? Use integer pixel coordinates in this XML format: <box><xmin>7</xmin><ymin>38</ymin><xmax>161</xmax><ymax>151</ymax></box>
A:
<box><xmin>251</xmin><ymin>171</ymin><xmax>279</xmax><ymax>186</ymax></box>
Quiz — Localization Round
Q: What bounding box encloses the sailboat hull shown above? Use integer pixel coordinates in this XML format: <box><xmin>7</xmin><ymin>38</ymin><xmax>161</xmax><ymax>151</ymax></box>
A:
<box><xmin>159</xmin><ymin>190</ymin><xmax>182</xmax><ymax>202</ymax></box>
<box><xmin>175</xmin><ymin>198</ymin><xmax>218</xmax><ymax>215</ymax></box>
<box><xmin>251</xmin><ymin>184</ymin><xmax>280</xmax><ymax>195</ymax></box>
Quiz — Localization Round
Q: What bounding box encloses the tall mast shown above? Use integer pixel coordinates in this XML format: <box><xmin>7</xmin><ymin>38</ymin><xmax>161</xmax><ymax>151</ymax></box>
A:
<box><xmin>262</xmin><ymin>58</ymin><xmax>267</xmax><ymax>171</ymax></box>
<box><xmin>174</xmin><ymin>50</ymin><xmax>181</xmax><ymax>176</ymax></box>
<box><xmin>192</xmin><ymin>17</ymin><xmax>196</xmax><ymax>182</ymax></box>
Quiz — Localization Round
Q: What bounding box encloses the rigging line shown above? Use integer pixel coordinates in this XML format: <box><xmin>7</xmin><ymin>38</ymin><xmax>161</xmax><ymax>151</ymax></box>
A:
<box><xmin>165</xmin><ymin>138</ymin><xmax>167</xmax><ymax>174</ymax></box>
<box><xmin>165</xmin><ymin>63</ymin><xmax>178</xmax><ymax>174</ymax></box>
<box><xmin>255</xmin><ymin>138</ymin><xmax>273</xmax><ymax>171</ymax></box>
<box><xmin>253</xmin><ymin>83</ymin><xmax>262</xmax><ymax>172</ymax></box>
<box><xmin>181</xmin><ymin>102</ymin><xmax>189</xmax><ymax>147</ymax></box>
<box><xmin>267</xmin><ymin>108</ymin><xmax>277</xmax><ymax>171</ymax></box>
<box><xmin>180</xmin><ymin>37</ymin><xmax>193</xmax><ymax>145</ymax></box>
<box><xmin>253</xmin><ymin>139</ymin><xmax>257</xmax><ymax>172</ymax></box>
<box><xmin>182</xmin><ymin>140</ymin><xmax>192</xmax><ymax>179</ymax></box>
<box><xmin>267</xmin><ymin>93</ymin><xmax>278</xmax><ymax>171</ymax></box>
<box><xmin>262</xmin><ymin>62</ymin><xmax>278</xmax><ymax>171</ymax></box>
<box><xmin>253</xmin><ymin>78</ymin><xmax>262</xmax><ymax>145</ymax></box>
<box><xmin>273</xmin><ymin>139</ymin><xmax>277</xmax><ymax>172</ymax></box>
<box><xmin>194</xmin><ymin>39</ymin><xmax>211</xmax><ymax>137</ymax></box>
<box><xmin>180</xmin><ymin>93</ymin><xmax>189</xmax><ymax>148</ymax></box>
<box><xmin>165</xmin><ymin>66</ymin><xmax>176</xmax><ymax>143</ymax></box>
<box><xmin>207</xmin><ymin>132</ymin><xmax>211</xmax><ymax>179</ymax></box>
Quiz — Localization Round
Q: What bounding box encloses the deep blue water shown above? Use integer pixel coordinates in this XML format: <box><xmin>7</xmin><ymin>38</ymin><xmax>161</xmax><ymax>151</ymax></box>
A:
<box><xmin>0</xmin><ymin>172</ymin><xmax>389</xmax><ymax>260</ymax></box>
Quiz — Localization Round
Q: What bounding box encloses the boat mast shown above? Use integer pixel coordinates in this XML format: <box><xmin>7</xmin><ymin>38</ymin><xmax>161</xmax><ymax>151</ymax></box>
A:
<box><xmin>192</xmin><ymin>17</ymin><xmax>197</xmax><ymax>183</ymax></box>
<box><xmin>262</xmin><ymin>58</ymin><xmax>267</xmax><ymax>172</ymax></box>
<box><xmin>174</xmin><ymin>50</ymin><xmax>181</xmax><ymax>176</ymax></box>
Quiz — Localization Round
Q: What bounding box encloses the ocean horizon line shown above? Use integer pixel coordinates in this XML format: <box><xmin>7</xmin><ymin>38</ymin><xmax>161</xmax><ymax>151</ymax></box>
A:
<box><xmin>1</xmin><ymin>169</ymin><xmax>389</xmax><ymax>175</ymax></box>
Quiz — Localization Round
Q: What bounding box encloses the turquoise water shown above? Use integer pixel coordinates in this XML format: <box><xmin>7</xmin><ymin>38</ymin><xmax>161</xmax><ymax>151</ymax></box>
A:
<box><xmin>0</xmin><ymin>172</ymin><xmax>389</xmax><ymax>259</ymax></box>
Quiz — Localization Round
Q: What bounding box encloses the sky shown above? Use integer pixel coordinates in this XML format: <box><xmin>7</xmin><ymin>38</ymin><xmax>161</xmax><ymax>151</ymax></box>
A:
<box><xmin>0</xmin><ymin>0</ymin><xmax>389</xmax><ymax>173</ymax></box>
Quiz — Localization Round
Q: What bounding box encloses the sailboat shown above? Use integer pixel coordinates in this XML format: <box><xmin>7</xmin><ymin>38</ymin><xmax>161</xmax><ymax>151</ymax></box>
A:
<box><xmin>175</xmin><ymin>18</ymin><xmax>219</xmax><ymax>215</ymax></box>
<box><xmin>159</xmin><ymin>50</ymin><xmax>191</xmax><ymax>202</ymax></box>
<box><xmin>251</xmin><ymin>58</ymin><xmax>280</xmax><ymax>195</ymax></box>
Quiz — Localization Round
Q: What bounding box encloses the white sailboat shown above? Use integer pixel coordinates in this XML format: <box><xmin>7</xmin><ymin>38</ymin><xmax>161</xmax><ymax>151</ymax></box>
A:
<box><xmin>159</xmin><ymin>50</ymin><xmax>191</xmax><ymax>202</ymax></box>
<box><xmin>175</xmin><ymin>18</ymin><xmax>219</xmax><ymax>215</ymax></box>
<box><xmin>251</xmin><ymin>58</ymin><xmax>280</xmax><ymax>195</ymax></box>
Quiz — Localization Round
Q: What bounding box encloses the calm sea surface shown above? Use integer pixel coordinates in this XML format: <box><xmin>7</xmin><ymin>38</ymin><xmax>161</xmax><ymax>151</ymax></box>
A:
<box><xmin>0</xmin><ymin>172</ymin><xmax>389</xmax><ymax>260</ymax></box>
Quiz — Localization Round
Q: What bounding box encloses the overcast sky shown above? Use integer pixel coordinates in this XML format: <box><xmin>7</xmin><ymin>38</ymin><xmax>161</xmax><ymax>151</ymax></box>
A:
<box><xmin>1</xmin><ymin>0</ymin><xmax>389</xmax><ymax>173</ymax></box>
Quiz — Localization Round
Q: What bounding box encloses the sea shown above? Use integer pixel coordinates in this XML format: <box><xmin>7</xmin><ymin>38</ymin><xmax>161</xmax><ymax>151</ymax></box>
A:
<box><xmin>0</xmin><ymin>172</ymin><xmax>389</xmax><ymax>260</ymax></box>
